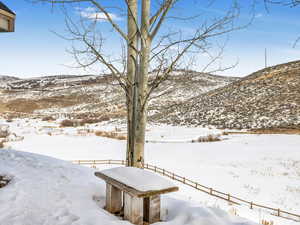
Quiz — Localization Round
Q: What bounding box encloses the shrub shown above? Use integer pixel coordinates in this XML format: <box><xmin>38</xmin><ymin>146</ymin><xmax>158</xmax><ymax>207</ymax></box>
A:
<box><xmin>82</xmin><ymin>118</ymin><xmax>98</xmax><ymax>124</ymax></box>
<box><xmin>82</xmin><ymin>116</ymin><xmax>111</xmax><ymax>124</ymax></box>
<box><xmin>77</xmin><ymin>129</ymin><xmax>93</xmax><ymax>136</ymax></box>
<box><xmin>95</xmin><ymin>130</ymin><xmax>126</xmax><ymax>140</ymax></box>
<box><xmin>60</xmin><ymin>116</ymin><xmax>112</xmax><ymax>127</ymax></box>
<box><xmin>0</xmin><ymin>129</ymin><xmax>9</xmax><ymax>139</ymax></box>
<box><xmin>42</xmin><ymin>116</ymin><xmax>55</xmax><ymax>121</ymax></box>
<box><xmin>60</xmin><ymin>119</ymin><xmax>75</xmax><ymax>127</ymax></box>
<box><xmin>100</xmin><ymin>115</ymin><xmax>111</xmax><ymax>122</ymax></box>
<box><xmin>192</xmin><ymin>134</ymin><xmax>221</xmax><ymax>143</ymax></box>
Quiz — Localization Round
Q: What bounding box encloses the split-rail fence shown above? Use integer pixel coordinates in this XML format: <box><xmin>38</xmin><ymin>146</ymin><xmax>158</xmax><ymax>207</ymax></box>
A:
<box><xmin>72</xmin><ymin>159</ymin><xmax>300</xmax><ymax>223</ymax></box>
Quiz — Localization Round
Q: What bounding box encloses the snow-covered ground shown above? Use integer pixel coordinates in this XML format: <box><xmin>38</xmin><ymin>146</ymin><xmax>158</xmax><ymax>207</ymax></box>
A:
<box><xmin>0</xmin><ymin>149</ymin><xmax>257</xmax><ymax>225</ymax></box>
<box><xmin>1</xmin><ymin>118</ymin><xmax>300</xmax><ymax>225</ymax></box>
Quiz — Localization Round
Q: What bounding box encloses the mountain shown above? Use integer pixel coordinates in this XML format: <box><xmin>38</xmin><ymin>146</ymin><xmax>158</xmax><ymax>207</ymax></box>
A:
<box><xmin>0</xmin><ymin>75</ymin><xmax>20</xmax><ymax>86</ymax></box>
<box><xmin>0</xmin><ymin>71</ymin><xmax>238</xmax><ymax>119</ymax></box>
<box><xmin>157</xmin><ymin>60</ymin><xmax>300</xmax><ymax>129</ymax></box>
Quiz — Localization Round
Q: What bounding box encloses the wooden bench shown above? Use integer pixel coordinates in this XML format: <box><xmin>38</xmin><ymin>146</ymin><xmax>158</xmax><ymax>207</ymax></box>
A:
<box><xmin>95</xmin><ymin>167</ymin><xmax>178</xmax><ymax>225</ymax></box>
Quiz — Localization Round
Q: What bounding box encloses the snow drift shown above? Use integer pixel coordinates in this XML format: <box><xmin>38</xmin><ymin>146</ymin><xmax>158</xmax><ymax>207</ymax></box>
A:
<box><xmin>0</xmin><ymin>149</ymin><xmax>257</xmax><ymax>225</ymax></box>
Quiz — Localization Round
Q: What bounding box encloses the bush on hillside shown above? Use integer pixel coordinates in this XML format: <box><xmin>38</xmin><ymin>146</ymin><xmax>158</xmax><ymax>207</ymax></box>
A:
<box><xmin>60</xmin><ymin>120</ymin><xmax>76</xmax><ymax>127</ymax></box>
<box><xmin>42</xmin><ymin>116</ymin><xmax>55</xmax><ymax>121</ymax></box>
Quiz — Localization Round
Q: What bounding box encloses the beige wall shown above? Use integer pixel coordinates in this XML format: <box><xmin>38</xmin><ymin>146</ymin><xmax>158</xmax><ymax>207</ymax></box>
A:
<box><xmin>0</xmin><ymin>15</ymin><xmax>9</xmax><ymax>31</ymax></box>
<box><xmin>0</xmin><ymin>9</ymin><xmax>15</xmax><ymax>32</ymax></box>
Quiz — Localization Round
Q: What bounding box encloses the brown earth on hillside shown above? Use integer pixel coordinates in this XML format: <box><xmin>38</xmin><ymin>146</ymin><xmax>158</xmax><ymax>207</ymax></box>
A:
<box><xmin>0</xmin><ymin>70</ymin><xmax>237</xmax><ymax>122</ymax></box>
<box><xmin>157</xmin><ymin>60</ymin><xmax>300</xmax><ymax>129</ymax></box>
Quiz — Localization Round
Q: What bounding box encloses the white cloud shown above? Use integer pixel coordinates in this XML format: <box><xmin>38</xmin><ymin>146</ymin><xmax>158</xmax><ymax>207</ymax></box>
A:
<box><xmin>79</xmin><ymin>7</ymin><xmax>122</xmax><ymax>22</ymax></box>
<box><xmin>255</xmin><ymin>13</ymin><xmax>263</xmax><ymax>18</ymax></box>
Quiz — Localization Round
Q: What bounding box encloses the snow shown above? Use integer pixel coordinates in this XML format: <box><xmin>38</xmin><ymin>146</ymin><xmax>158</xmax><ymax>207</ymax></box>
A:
<box><xmin>0</xmin><ymin>149</ymin><xmax>256</xmax><ymax>225</ymax></box>
<box><xmin>101</xmin><ymin>167</ymin><xmax>176</xmax><ymax>192</ymax></box>
<box><xmin>0</xmin><ymin>149</ymin><xmax>108</xmax><ymax>225</ymax></box>
<box><xmin>1</xmin><ymin>118</ymin><xmax>300</xmax><ymax>225</ymax></box>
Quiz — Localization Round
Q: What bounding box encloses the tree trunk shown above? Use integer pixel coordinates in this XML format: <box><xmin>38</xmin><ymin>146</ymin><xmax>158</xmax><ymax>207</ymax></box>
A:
<box><xmin>126</xmin><ymin>0</ymin><xmax>138</xmax><ymax>167</ymax></box>
<box><xmin>127</xmin><ymin>0</ymin><xmax>151</xmax><ymax>168</ymax></box>
<box><xmin>131</xmin><ymin>0</ymin><xmax>151</xmax><ymax>168</ymax></box>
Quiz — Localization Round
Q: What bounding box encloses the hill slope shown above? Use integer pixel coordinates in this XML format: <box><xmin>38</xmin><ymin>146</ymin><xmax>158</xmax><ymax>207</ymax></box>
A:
<box><xmin>0</xmin><ymin>71</ymin><xmax>237</xmax><ymax>119</ymax></box>
<box><xmin>158</xmin><ymin>60</ymin><xmax>300</xmax><ymax>129</ymax></box>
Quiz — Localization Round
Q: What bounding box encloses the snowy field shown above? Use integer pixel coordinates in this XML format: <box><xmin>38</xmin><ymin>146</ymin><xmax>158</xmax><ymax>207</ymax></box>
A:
<box><xmin>1</xmin><ymin>118</ymin><xmax>300</xmax><ymax>225</ymax></box>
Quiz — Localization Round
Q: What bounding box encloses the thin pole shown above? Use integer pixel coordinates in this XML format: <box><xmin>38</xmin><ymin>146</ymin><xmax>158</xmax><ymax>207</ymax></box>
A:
<box><xmin>265</xmin><ymin>48</ymin><xmax>267</xmax><ymax>68</ymax></box>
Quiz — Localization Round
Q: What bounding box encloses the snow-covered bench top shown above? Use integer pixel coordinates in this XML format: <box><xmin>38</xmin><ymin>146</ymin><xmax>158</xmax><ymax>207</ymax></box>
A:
<box><xmin>95</xmin><ymin>167</ymin><xmax>178</xmax><ymax>198</ymax></box>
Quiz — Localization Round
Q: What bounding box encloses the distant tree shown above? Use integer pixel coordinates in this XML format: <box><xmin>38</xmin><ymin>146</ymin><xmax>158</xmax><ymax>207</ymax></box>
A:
<box><xmin>32</xmin><ymin>0</ymin><xmax>242</xmax><ymax>167</ymax></box>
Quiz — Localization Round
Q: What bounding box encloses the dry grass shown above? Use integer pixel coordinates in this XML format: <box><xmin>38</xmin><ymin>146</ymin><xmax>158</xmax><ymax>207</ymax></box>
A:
<box><xmin>192</xmin><ymin>134</ymin><xmax>221</xmax><ymax>142</ymax></box>
<box><xmin>0</xmin><ymin>141</ymin><xmax>4</xmax><ymax>148</ymax></box>
<box><xmin>0</xmin><ymin>175</ymin><xmax>11</xmax><ymax>188</ymax></box>
<box><xmin>261</xmin><ymin>220</ymin><xmax>274</xmax><ymax>225</ymax></box>
<box><xmin>60</xmin><ymin>116</ymin><xmax>111</xmax><ymax>127</ymax></box>
<box><xmin>42</xmin><ymin>116</ymin><xmax>55</xmax><ymax>121</ymax></box>
<box><xmin>224</xmin><ymin>128</ymin><xmax>300</xmax><ymax>135</ymax></box>
<box><xmin>4</xmin><ymin>99</ymin><xmax>40</xmax><ymax>113</ymax></box>
<box><xmin>95</xmin><ymin>130</ymin><xmax>126</xmax><ymax>140</ymax></box>
<box><xmin>2</xmin><ymin>94</ymin><xmax>93</xmax><ymax>113</ymax></box>
<box><xmin>250</xmin><ymin>128</ymin><xmax>300</xmax><ymax>135</ymax></box>
<box><xmin>60</xmin><ymin>119</ymin><xmax>76</xmax><ymax>127</ymax></box>
<box><xmin>77</xmin><ymin>128</ymin><xmax>94</xmax><ymax>136</ymax></box>
<box><xmin>0</xmin><ymin>130</ymin><xmax>9</xmax><ymax>139</ymax></box>
<box><xmin>82</xmin><ymin>117</ymin><xmax>110</xmax><ymax>124</ymax></box>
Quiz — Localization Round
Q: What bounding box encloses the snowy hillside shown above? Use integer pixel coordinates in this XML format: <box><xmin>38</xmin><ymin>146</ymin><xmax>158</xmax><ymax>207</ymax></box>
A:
<box><xmin>0</xmin><ymin>75</ymin><xmax>20</xmax><ymax>88</ymax></box>
<box><xmin>0</xmin><ymin>149</ymin><xmax>257</xmax><ymax>225</ymax></box>
<box><xmin>158</xmin><ymin>60</ymin><xmax>300</xmax><ymax>129</ymax></box>
<box><xmin>0</xmin><ymin>70</ymin><xmax>238</xmax><ymax>119</ymax></box>
<box><xmin>1</xmin><ymin>61</ymin><xmax>300</xmax><ymax>130</ymax></box>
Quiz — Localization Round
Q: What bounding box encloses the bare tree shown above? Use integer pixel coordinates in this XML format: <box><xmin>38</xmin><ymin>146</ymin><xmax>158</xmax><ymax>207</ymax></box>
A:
<box><xmin>264</xmin><ymin>0</ymin><xmax>300</xmax><ymax>6</ymax></box>
<box><xmin>32</xmin><ymin>0</ymin><xmax>242</xmax><ymax>167</ymax></box>
<box><xmin>263</xmin><ymin>0</ymin><xmax>300</xmax><ymax>47</ymax></box>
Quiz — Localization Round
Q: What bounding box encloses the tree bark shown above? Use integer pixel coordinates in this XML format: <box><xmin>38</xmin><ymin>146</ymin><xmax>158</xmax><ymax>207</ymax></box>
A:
<box><xmin>132</xmin><ymin>0</ymin><xmax>151</xmax><ymax>168</ymax></box>
<box><xmin>126</xmin><ymin>0</ymin><xmax>138</xmax><ymax>167</ymax></box>
<box><xmin>127</xmin><ymin>0</ymin><xmax>151</xmax><ymax>168</ymax></box>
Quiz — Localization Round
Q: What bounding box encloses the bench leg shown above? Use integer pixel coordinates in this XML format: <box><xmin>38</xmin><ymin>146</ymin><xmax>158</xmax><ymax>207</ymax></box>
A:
<box><xmin>144</xmin><ymin>195</ymin><xmax>161</xmax><ymax>223</ymax></box>
<box><xmin>124</xmin><ymin>193</ymin><xmax>143</xmax><ymax>225</ymax></box>
<box><xmin>106</xmin><ymin>183</ymin><xmax>122</xmax><ymax>214</ymax></box>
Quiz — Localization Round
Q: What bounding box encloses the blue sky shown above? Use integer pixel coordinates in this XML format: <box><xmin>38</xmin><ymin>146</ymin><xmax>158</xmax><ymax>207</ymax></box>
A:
<box><xmin>0</xmin><ymin>0</ymin><xmax>299</xmax><ymax>78</ymax></box>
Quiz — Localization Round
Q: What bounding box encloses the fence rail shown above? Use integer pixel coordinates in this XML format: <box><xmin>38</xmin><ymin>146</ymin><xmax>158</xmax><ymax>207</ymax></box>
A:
<box><xmin>72</xmin><ymin>159</ymin><xmax>300</xmax><ymax>223</ymax></box>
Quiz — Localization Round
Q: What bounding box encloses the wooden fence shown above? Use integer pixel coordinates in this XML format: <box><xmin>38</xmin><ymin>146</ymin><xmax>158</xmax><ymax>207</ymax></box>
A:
<box><xmin>72</xmin><ymin>159</ymin><xmax>300</xmax><ymax>223</ymax></box>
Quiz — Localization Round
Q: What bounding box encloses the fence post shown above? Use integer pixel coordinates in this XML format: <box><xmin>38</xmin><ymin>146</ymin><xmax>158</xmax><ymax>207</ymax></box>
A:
<box><xmin>70</xmin><ymin>159</ymin><xmax>300</xmax><ymax>223</ymax></box>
